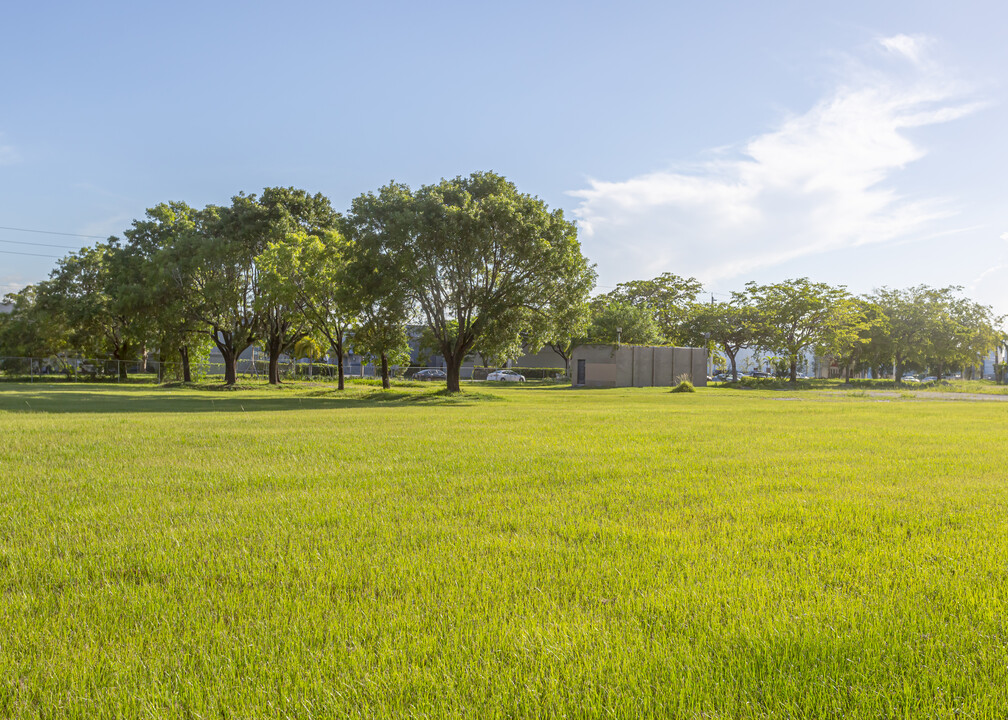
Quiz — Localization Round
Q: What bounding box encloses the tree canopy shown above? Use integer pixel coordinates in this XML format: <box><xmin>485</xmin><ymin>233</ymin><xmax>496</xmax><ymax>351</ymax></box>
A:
<box><xmin>350</xmin><ymin>172</ymin><xmax>594</xmax><ymax>391</ymax></box>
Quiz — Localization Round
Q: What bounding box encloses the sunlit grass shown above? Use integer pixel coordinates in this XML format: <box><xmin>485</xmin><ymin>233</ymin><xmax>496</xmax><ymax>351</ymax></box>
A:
<box><xmin>1</xmin><ymin>382</ymin><xmax>1006</xmax><ymax>717</ymax></box>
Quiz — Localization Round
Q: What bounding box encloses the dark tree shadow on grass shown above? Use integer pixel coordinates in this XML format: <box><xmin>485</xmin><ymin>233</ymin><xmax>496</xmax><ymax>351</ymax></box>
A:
<box><xmin>0</xmin><ymin>383</ymin><xmax>497</xmax><ymax>414</ymax></box>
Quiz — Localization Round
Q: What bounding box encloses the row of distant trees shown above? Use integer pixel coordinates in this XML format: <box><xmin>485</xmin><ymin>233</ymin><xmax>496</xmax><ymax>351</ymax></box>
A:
<box><xmin>0</xmin><ymin>173</ymin><xmax>595</xmax><ymax>391</ymax></box>
<box><xmin>1</xmin><ymin>172</ymin><xmax>1002</xmax><ymax>388</ymax></box>
<box><xmin>579</xmin><ymin>274</ymin><xmax>1004</xmax><ymax>383</ymax></box>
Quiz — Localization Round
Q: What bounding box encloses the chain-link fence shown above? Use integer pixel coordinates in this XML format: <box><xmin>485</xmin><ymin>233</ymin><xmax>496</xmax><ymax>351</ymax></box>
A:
<box><xmin>0</xmin><ymin>356</ymin><xmax>568</xmax><ymax>384</ymax></box>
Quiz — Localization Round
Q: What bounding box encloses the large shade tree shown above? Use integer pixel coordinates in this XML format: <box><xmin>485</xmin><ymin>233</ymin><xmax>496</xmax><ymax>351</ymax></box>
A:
<box><xmin>0</xmin><ymin>285</ymin><xmax>71</xmax><ymax>368</ymax></box>
<box><xmin>746</xmin><ymin>278</ymin><xmax>863</xmax><ymax>383</ymax></box>
<box><xmin>124</xmin><ymin>202</ymin><xmax>208</xmax><ymax>382</ymax></box>
<box><xmin>257</xmin><ymin>230</ymin><xmax>358</xmax><ymax>389</ymax></box>
<box><xmin>349</xmin><ymin>173</ymin><xmax>594</xmax><ymax>392</ymax></box>
<box><xmin>585</xmin><ymin>297</ymin><xmax>661</xmax><ymax>346</ymax></box>
<box><xmin>822</xmin><ymin>297</ymin><xmax>887</xmax><ymax>382</ymax></box>
<box><xmin>536</xmin><ymin>264</ymin><xmax>596</xmax><ymax>374</ymax></box>
<box><xmin>687</xmin><ymin>295</ymin><xmax>758</xmax><ymax>381</ymax></box>
<box><xmin>169</xmin><ymin>204</ymin><xmax>259</xmax><ymax>386</ymax></box>
<box><xmin>37</xmin><ymin>242</ymin><xmax>148</xmax><ymax>379</ymax></box>
<box><xmin>866</xmin><ymin>285</ymin><xmax>973</xmax><ymax>383</ymax></box>
<box><xmin>605</xmin><ymin>272</ymin><xmax>702</xmax><ymax>345</ymax></box>
<box><xmin>240</xmin><ymin>188</ymin><xmax>339</xmax><ymax>384</ymax></box>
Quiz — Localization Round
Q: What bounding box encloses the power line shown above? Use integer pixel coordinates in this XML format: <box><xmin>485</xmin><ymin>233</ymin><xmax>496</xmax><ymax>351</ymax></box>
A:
<box><xmin>0</xmin><ymin>248</ymin><xmax>62</xmax><ymax>259</ymax></box>
<box><xmin>0</xmin><ymin>237</ymin><xmax>81</xmax><ymax>250</ymax></box>
<box><xmin>0</xmin><ymin>225</ymin><xmax>107</xmax><ymax>240</ymax></box>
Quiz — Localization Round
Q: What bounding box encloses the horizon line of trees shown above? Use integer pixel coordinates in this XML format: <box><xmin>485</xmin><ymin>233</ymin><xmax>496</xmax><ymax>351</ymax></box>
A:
<box><xmin>577</xmin><ymin>274</ymin><xmax>1005</xmax><ymax>383</ymax></box>
<box><xmin>1</xmin><ymin>174</ymin><xmax>1004</xmax><ymax>388</ymax></box>
<box><xmin>0</xmin><ymin>173</ymin><xmax>595</xmax><ymax>391</ymax></box>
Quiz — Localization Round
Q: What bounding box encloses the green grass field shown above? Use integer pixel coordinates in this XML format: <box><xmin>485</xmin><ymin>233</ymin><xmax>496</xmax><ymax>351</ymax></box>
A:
<box><xmin>2</xmin><ymin>381</ymin><xmax>1007</xmax><ymax>718</ymax></box>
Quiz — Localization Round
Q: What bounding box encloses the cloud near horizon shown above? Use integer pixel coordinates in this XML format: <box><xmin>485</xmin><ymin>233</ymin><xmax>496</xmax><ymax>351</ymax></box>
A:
<box><xmin>569</xmin><ymin>34</ymin><xmax>981</xmax><ymax>287</ymax></box>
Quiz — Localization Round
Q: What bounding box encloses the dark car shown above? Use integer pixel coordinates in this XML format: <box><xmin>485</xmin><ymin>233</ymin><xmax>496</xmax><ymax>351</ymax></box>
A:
<box><xmin>412</xmin><ymin>368</ymin><xmax>447</xmax><ymax>381</ymax></box>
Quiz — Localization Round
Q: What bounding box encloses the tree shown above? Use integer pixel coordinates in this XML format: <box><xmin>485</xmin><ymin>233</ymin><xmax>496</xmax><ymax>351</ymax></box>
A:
<box><xmin>37</xmin><ymin>242</ymin><xmax>148</xmax><ymax>379</ymax></box>
<box><xmin>867</xmin><ymin>285</ymin><xmax>966</xmax><ymax>383</ymax></box>
<box><xmin>687</xmin><ymin>296</ymin><xmax>758</xmax><ymax>381</ymax></box>
<box><xmin>586</xmin><ymin>297</ymin><xmax>661</xmax><ymax>346</ymax></box>
<box><xmin>257</xmin><ymin>230</ymin><xmax>358</xmax><ymax>389</ymax></box>
<box><xmin>0</xmin><ymin>285</ymin><xmax>71</xmax><ymax>367</ymax></box>
<box><xmin>606</xmin><ymin>272</ymin><xmax>702</xmax><ymax>344</ymax></box>
<box><xmin>124</xmin><ymin>202</ymin><xmax>207</xmax><ymax>382</ymax></box>
<box><xmin>247</xmin><ymin>188</ymin><xmax>339</xmax><ymax>384</ymax></box>
<box><xmin>746</xmin><ymin>278</ymin><xmax>862</xmax><ymax>384</ymax></box>
<box><xmin>352</xmin><ymin>313</ymin><xmax>412</xmax><ymax>389</ymax></box>
<box><xmin>537</xmin><ymin>265</ymin><xmax>596</xmax><ymax>374</ymax></box>
<box><xmin>170</xmin><ymin>204</ymin><xmax>259</xmax><ymax>386</ymax></box>
<box><xmin>924</xmin><ymin>293</ymin><xmax>1001</xmax><ymax>379</ymax></box>
<box><xmin>349</xmin><ymin>173</ymin><xmax>593</xmax><ymax>392</ymax></box>
<box><xmin>822</xmin><ymin>297</ymin><xmax>886</xmax><ymax>382</ymax></box>
<box><xmin>348</xmin><ymin>245</ymin><xmax>412</xmax><ymax>389</ymax></box>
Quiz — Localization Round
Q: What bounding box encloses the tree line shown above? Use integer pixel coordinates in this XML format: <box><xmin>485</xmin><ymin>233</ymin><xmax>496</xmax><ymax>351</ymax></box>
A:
<box><xmin>579</xmin><ymin>275</ymin><xmax>1003</xmax><ymax>383</ymax></box>
<box><xmin>0</xmin><ymin>173</ymin><xmax>594</xmax><ymax>392</ymax></box>
<box><xmin>1</xmin><ymin>172</ymin><xmax>1003</xmax><ymax>389</ymax></box>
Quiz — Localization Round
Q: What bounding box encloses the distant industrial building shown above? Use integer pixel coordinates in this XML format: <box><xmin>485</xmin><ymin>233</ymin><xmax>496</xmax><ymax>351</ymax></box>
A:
<box><xmin>571</xmin><ymin>344</ymin><xmax>707</xmax><ymax>388</ymax></box>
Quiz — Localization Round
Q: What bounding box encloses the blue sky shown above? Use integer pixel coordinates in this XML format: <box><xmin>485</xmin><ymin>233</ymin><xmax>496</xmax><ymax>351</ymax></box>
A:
<box><xmin>2</xmin><ymin>1</ymin><xmax>1007</xmax><ymax>314</ymax></box>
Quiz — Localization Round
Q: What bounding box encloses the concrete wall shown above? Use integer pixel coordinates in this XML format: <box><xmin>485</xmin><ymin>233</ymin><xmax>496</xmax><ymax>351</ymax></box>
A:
<box><xmin>512</xmin><ymin>345</ymin><xmax>568</xmax><ymax>369</ymax></box>
<box><xmin>571</xmin><ymin>344</ymin><xmax>707</xmax><ymax>388</ymax></box>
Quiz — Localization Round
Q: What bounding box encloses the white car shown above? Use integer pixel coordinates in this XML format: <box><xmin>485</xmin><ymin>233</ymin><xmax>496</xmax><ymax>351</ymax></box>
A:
<box><xmin>486</xmin><ymin>370</ymin><xmax>526</xmax><ymax>382</ymax></box>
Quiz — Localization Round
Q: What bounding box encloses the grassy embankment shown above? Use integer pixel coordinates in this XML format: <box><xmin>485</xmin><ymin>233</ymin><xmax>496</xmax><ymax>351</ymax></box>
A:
<box><xmin>1</xmin><ymin>381</ymin><xmax>1007</xmax><ymax>717</ymax></box>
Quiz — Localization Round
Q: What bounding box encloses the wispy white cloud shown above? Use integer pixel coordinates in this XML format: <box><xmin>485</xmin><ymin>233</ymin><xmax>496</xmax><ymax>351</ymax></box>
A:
<box><xmin>569</xmin><ymin>35</ymin><xmax>980</xmax><ymax>287</ymax></box>
<box><xmin>879</xmin><ymin>34</ymin><xmax>930</xmax><ymax>64</ymax></box>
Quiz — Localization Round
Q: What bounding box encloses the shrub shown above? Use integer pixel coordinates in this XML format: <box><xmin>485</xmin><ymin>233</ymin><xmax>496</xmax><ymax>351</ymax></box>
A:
<box><xmin>671</xmin><ymin>373</ymin><xmax>695</xmax><ymax>393</ymax></box>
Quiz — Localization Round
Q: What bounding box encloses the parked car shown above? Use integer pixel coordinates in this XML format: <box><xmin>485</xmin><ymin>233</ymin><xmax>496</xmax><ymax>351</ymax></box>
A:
<box><xmin>920</xmin><ymin>376</ymin><xmax>938</xmax><ymax>383</ymax></box>
<box><xmin>902</xmin><ymin>375</ymin><xmax>920</xmax><ymax>383</ymax></box>
<box><xmin>412</xmin><ymin>368</ymin><xmax>447</xmax><ymax>381</ymax></box>
<box><xmin>750</xmin><ymin>371</ymin><xmax>773</xmax><ymax>379</ymax></box>
<box><xmin>486</xmin><ymin>370</ymin><xmax>526</xmax><ymax>382</ymax></box>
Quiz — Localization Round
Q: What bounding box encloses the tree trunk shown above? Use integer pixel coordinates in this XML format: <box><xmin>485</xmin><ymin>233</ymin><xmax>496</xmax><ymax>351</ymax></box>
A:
<box><xmin>446</xmin><ymin>354</ymin><xmax>462</xmax><ymax>392</ymax></box>
<box><xmin>115</xmin><ymin>347</ymin><xmax>129</xmax><ymax>380</ymax></box>
<box><xmin>267</xmin><ymin>334</ymin><xmax>282</xmax><ymax>385</ymax></box>
<box><xmin>334</xmin><ymin>340</ymin><xmax>345</xmax><ymax>390</ymax></box>
<box><xmin>180</xmin><ymin>345</ymin><xmax>192</xmax><ymax>383</ymax></box>
<box><xmin>220</xmin><ymin>346</ymin><xmax>238</xmax><ymax>386</ymax></box>
<box><xmin>727</xmin><ymin>349</ymin><xmax>738</xmax><ymax>381</ymax></box>
<box><xmin>380</xmin><ymin>353</ymin><xmax>390</xmax><ymax>389</ymax></box>
<box><xmin>268</xmin><ymin>354</ymin><xmax>279</xmax><ymax>384</ymax></box>
<box><xmin>790</xmin><ymin>358</ymin><xmax>797</xmax><ymax>384</ymax></box>
<box><xmin>894</xmin><ymin>356</ymin><xmax>904</xmax><ymax>384</ymax></box>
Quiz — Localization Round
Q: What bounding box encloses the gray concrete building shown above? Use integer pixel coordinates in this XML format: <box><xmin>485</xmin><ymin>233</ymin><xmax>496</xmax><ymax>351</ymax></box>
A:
<box><xmin>571</xmin><ymin>344</ymin><xmax>707</xmax><ymax>388</ymax></box>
